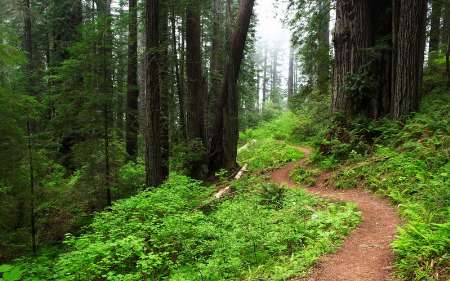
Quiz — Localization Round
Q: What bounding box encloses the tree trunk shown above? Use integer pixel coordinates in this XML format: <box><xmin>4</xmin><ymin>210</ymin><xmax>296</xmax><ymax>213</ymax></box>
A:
<box><xmin>95</xmin><ymin>0</ymin><xmax>114</xmax><ymax>206</ymax></box>
<box><xmin>186</xmin><ymin>1</ymin><xmax>206</xmax><ymax>143</ymax></box>
<box><xmin>23</xmin><ymin>0</ymin><xmax>37</xmax><ymax>254</ymax></box>
<box><xmin>262</xmin><ymin>47</ymin><xmax>268</xmax><ymax>108</ymax></box>
<box><xmin>391</xmin><ymin>0</ymin><xmax>427</xmax><ymax>119</ymax></box>
<box><xmin>208</xmin><ymin>0</ymin><xmax>255</xmax><ymax>173</ymax></box>
<box><xmin>159</xmin><ymin>3</ymin><xmax>170</xmax><ymax>179</ymax></box>
<box><xmin>126</xmin><ymin>0</ymin><xmax>139</xmax><ymax>160</ymax></box>
<box><xmin>429</xmin><ymin>0</ymin><xmax>443</xmax><ymax>55</ymax></box>
<box><xmin>332</xmin><ymin>0</ymin><xmax>371</xmax><ymax>117</ymax></box>
<box><xmin>209</xmin><ymin>0</ymin><xmax>225</xmax><ymax>136</ymax></box>
<box><xmin>270</xmin><ymin>49</ymin><xmax>278</xmax><ymax>103</ymax></box>
<box><xmin>287</xmin><ymin>43</ymin><xmax>294</xmax><ymax>104</ymax></box>
<box><xmin>170</xmin><ymin>5</ymin><xmax>186</xmax><ymax>139</ymax></box>
<box><xmin>144</xmin><ymin>0</ymin><xmax>165</xmax><ymax>187</ymax></box>
<box><xmin>317</xmin><ymin>0</ymin><xmax>330</xmax><ymax>96</ymax></box>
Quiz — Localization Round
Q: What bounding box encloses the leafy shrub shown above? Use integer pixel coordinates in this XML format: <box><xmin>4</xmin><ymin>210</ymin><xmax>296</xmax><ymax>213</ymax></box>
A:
<box><xmin>238</xmin><ymin>139</ymin><xmax>303</xmax><ymax>171</ymax></box>
<box><xmin>289</xmin><ymin>167</ymin><xmax>320</xmax><ymax>186</ymax></box>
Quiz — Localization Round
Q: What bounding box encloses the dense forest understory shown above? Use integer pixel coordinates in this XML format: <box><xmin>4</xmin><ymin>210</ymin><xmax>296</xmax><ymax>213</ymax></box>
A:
<box><xmin>0</xmin><ymin>0</ymin><xmax>449</xmax><ymax>280</ymax></box>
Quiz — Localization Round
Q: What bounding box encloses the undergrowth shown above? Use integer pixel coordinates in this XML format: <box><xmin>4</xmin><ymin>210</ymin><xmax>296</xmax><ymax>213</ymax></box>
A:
<box><xmin>4</xmin><ymin>174</ymin><xmax>360</xmax><ymax>281</ymax></box>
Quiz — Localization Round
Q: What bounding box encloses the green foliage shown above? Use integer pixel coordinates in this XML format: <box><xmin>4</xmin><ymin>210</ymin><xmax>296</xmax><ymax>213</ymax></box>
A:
<box><xmin>238</xmin><ymin>139</ymin><xmax>303</xmax><ymax>171</ymax></box>
<box><xmin>170</xmin><ymin>139</ymin><xmax>207</xmax><ymax>174</ymax></box>
<box><xmin>0</xmin><ymin>264</ymin><xmax>23</xmax><ymax>281</ymax></box>
<box><xmin>17</xmin><ymin>174</ymin><xmax>360</xmax><ymax>281</ymax></box>
<box><xmin>289</xmin><ymin>167</ymin><xmax>320</xmax><ymax>186</ymax></box>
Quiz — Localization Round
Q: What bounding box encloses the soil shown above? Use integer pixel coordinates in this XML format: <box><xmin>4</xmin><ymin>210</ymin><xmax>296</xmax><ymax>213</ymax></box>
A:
<box><xmin>270</xmin><ymin>147</ymin><xmax>401</xmax><ymax>281</ymax></box>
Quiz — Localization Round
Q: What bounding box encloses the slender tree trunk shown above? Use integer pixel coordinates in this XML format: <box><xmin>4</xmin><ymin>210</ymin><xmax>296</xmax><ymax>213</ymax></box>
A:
<box><xmin>170</xmin><ymin>5</ymin><xmax>186</xmax><ymax>138</ymax></box>
<box><xmin>391</xmin><ymin>0</ymin><xmax>427</xmax><ymax>119</ymax></box>
<box><xmin>445</xmin><ymin>4</ymin><xmax>450</xmax><ymax>86</ymax></box>
<box><xmin>145</xmin><ymin>0</ymin><xmax>165</xmax><ymax>187</ymax></box>
<box><xmin>185</xmin><ymin>1</ymin><xmax>206</xmax><ymax>143</ymax></box>
<box><xmin>271</xmin><ymin>49</ymin><xmax>278</xmax><ymax>103</ymax></box>
<box><xmin>287</xmin><ymin>43</ymin><xmax>294</xmax><ymax>104</ymax></box>
<box><xmin>96</xmin><ymin>0</ymin><xmax>114</xmax><ymax>206</ymax></box>
<box><xmin>209</xmin><ymin>0</ymin><xmax>224</xmax><ymax>135</ymax></box>
<box><xmin>317</xmin><ymin>0</ymin><xmax>330</xmax><ymax>96</ymax></box>
<box><xmin>262</xmin><ymin>48</ymin><xmax>268</xmax><ymax>108</ymax></box>
<box><xmin>23</xmin><ymin>0</ymin><xmax>36</xmax><ymax>253</ymax></box>
<box><xmin>429</xmin><ymin>0</ymin><xmax>443</xmax><ymax>55</ymax></box>
<box><xmin>126</xmin><ymin>0</ymin><xmax>139</xmax><ymax>159</ymax></box>
<box><xmin>159</xmin><ymin>3</ymin><xmax>170</xmax><ymax>179</ymax></box>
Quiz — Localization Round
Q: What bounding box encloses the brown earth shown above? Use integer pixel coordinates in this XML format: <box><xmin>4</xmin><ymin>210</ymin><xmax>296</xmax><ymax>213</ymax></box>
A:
<box><xmin>270</xmin><ymin>147</ymin><xmax>401</xmax><ymax>281</ymax></box>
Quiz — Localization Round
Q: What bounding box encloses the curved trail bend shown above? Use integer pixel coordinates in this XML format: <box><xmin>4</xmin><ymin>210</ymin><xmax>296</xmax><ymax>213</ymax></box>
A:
<box><xmin>270</xmin><ymin>147</ymin><xmax>400</xmax><ymax>281</ymax></box>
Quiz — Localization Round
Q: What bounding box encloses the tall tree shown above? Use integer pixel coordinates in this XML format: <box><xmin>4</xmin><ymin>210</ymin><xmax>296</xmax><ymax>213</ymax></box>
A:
<box><xmin>23</xmin><ymin>0</ymin><xmax>37</xmax><ymax>254</ymax></box>
<box><xmin>287</xmin><ymin>43</ymin><xmax>294</xmax><ymax>104</ymax></box>
<box><xmin>429</xmin><ymin>0</ymin><xmax>443</xmax><ymax>55</ymax></box>
<box><xmin>126</xmin><ymin>0</ymin><xmax>139</xmax><ymax>159</ymax></box>
<box><xmin>95</xmin><ymin>0</ymin><xmax>114</xmax><ymax>206</ymax></box>
<box><xmin>170</xmin><ymin>4</ymin><xmax>186</xmax><ymax>138</ymax></box>
<box><xmin>209</xmin><ymin>0</ymin><xmax>225</xmax><ymax>132</ymax></box>
<box><xmin>160</xmin><ymin>3</ymin><xmax>170</xmax><ymax>179</ymax></box>
<box><xmin>144</xmin><ymin>0</ymin><xmax>166</xmax><ymax>186</ymax></box>
<box><xmin>185</xmin><ymin>0</ymin><xmax>206</xmax><ymax>143</ymax></box>
<box><xmin>317</xmin><ymin>0</ymin><xmax>330</xmax><ymax>95</ymax></box>
<box><xmin>392</xmin><ymin>0</ymin><xmax>427</xmax><ymax>119</ymax></box>
<box><xmin>332</xmin><ymin>0</ymin><xmax>426</xmax><ymax>120</ymax></box>
<box><xmin>209</xmin><ymin>0</ymin><xmax>256</xmax><ymax>172</ymax></box>
<box><xmin>262</xmin><ymin>47</ymin><xmax>268</xmax><ymax>108</ymax></box>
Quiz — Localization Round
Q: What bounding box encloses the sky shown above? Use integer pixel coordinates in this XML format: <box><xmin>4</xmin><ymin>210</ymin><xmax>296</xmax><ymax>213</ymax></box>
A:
<box><xmin>254</xmin><ymin>0</ymin><xmax>292</xmax><ymax>91</ymax></box>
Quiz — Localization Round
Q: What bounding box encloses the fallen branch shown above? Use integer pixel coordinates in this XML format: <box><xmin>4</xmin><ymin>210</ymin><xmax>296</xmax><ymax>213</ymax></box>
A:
<box><xmin>238</xmin><ymin>139</ymin><xmax>256</xmax><ymax>153</ymax></box>
<box><xmin>213</xmin><ymin>164</ymin><xmax>248</xmax><ymax>199</ymax></box>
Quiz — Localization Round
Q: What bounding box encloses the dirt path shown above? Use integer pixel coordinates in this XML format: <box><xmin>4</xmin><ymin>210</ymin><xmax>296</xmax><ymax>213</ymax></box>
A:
<box><xmin>271</xmin><ymin>147</ymin><xmax>401</xmax><ymax>281</ymax></box>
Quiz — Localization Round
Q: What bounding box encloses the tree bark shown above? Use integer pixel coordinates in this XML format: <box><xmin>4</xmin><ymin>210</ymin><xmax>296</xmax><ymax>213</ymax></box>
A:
<box><xmin>23</xmin><ymin>0</ymin><xmax>37</xmax><ymax>254</ymax></box>
<box><xmin>208</xmin><ymin>0</ymin><xmax>255</xmax><ymax>173</ymax></box>
<box><xmin>287</xmin><ymin>43</ymin><xmax>294</xmax><ymax>103</ymax></box>
<box><xmin>170</xmin><ymin>5</ymin><xmax>186</xmax><ymax>139</ymax></box>
<box><xmin>332</xmin><ymin>0</ymin><xmax>371</xmax><ymax>117</ymax></box>
<box><xmin>144</xmin><ymin>0</ymin><xmax>165</xmax><ymax>187</ymax></box>
<box><xmin>159</xmin><ymin>3</ymin><xmax>170</xmax><ymax>179</ymax></box>
<box><xmin>126</xmin><ymin>0</ymin><xmax>139</xmax><ymax>159</ymax></box>
<box><xmin>95</xmin><ymin>0</ymin><xmax>114</xmax><ymax>206</ymax></box>
<box><xmin>209</xmin><ymin>0</ymin><xmax>225</xmax><ymax>135</ymax></box>
<box><xmin>317</xmin><ymin>0</ymin><xmax>330</xmax><ymax>96</ymax></box>
<box><xmin>262</xmin><ymin>47</ymin><xmax>268</xmax><ymax>108</ymax></box>
<box><xmin>186</xmin><ymin>1</ymin><xmax>206</xmax><ymax>143</ymax></box>
<box><xmin>391</xmin><ymin>0</ymin><xmax>427</xmax><ymax>119</ymax></box>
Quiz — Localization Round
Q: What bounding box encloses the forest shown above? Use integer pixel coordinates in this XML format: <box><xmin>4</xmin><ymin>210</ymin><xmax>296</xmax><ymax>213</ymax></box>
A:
<box><xmin>0</xmin><ymin>0</ymin><xmax>449</xmax><ymax>280</ymax></box>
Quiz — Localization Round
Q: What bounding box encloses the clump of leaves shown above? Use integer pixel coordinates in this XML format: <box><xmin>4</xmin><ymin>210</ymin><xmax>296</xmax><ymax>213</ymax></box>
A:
<box><xmin>258</xmin><ymin>183</ymin><xmax>286</xmax><ymax>209</ymax></box>
<box><xmin>289</xmin><ymin>167</ymin><xmax>320</xmax><ymax>187</ymax></box>
<box><xmin>238</xmin><ymin>139</ymin><xmax>303</xmax><ymax>171</ymax></box>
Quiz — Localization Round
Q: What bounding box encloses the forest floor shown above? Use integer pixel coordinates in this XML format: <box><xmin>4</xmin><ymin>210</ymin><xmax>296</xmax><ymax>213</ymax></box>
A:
<box><xmin>270</xmin><ymin>146</ymin><xmax>401</xmax><ymax>281</ymax></box>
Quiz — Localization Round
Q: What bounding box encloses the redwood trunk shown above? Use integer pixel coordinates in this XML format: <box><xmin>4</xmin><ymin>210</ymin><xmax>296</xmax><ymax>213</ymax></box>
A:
<box><xmin>186</xmin><ymin>1</ymin><xmax>206</xmax><ymax>143</ymax></box>
<box><xmin>144</xmin><ymin>0</ymin><xmax>165</xmax><ymax>186</ymax></box>
<box><xmin>391</xmin><ymin>0</ymin><xmax>427</xmax><ymax>119</ymax></box>
<box><xmin>126</xmin><ymin>0</ymin><xmax>139</xmax><ymax>159</ymax></box>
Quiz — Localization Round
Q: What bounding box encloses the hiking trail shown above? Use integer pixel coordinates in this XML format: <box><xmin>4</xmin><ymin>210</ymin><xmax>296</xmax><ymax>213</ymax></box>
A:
<box><xmin>270</xmin><ymin>146</ymin><xmax>401</xmax><ymax>281</ymax></box>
